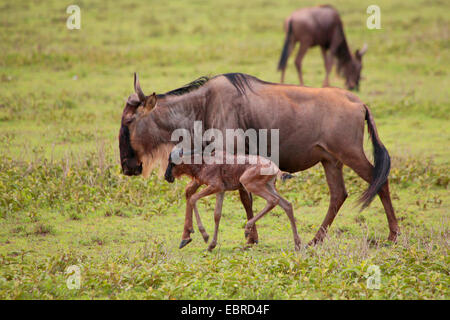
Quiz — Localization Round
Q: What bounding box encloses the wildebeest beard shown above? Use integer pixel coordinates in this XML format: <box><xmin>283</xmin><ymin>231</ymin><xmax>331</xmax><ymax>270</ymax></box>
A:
<box><xmin>119</xmin><ymin>124</ymin><xmax>142</xmax><ymax>176</ymax></box>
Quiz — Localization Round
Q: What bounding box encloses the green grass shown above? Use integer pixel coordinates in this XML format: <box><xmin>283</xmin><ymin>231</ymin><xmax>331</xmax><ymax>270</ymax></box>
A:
<box><xmin>0</xmin><ymin>0</ymin><xmax>449</xmax><ymax>299</ymax></box>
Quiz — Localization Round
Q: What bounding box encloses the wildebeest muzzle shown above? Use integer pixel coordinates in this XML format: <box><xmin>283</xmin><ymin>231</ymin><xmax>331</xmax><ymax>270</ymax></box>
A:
<box><xmin>121</xmin><ymin>159</ymin><xmax>143</xmax><ymax>176</ymax></box>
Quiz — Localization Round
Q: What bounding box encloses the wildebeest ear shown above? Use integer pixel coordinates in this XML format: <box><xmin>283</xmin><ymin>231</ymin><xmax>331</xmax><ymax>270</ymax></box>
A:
<box><xmin>144</xmin><ymin>92</ymin><xmax>157</xmax><ymax>110</ymax></box>
<box><xmin>356</xmin><ymin>44</ymin><xmax>368</xmax><ymax>59</ymax></box>
<box><xmin>134</xmin><ymin>73</ymin><xmax>146</xmax><ymax>102</ymax></box>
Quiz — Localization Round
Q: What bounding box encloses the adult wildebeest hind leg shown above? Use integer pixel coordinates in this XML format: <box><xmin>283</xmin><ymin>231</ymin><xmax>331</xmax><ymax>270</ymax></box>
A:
<box><xmin>338</xmin><ymin>146</ymin><xmax>399</xmax><ymax>242</ymax></box>
<box><xmin>309</xmin><ymin>105</ymin><xmax>400</xmax><ymax>244</ymax></box>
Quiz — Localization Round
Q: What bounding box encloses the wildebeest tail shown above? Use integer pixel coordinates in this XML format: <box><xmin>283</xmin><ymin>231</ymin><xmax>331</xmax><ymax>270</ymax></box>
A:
<box><xmin>277</xmin><ymin>20</ymin><xmax>293</xmax><ymax>71</ymax></box>
<box><xmin>359</xmin><ymin>105</ymin><xmax>391</xmax><ymax>209</ymax></box>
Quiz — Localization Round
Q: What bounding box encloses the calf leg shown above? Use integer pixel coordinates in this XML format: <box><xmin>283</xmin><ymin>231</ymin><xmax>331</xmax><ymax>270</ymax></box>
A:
<box><xmin>239</xmin><ymin>189</ymin><xmax>259</xmax><ymax>244</ymax></box>
<box><xmin>193</xmin><ymin>204</ymin><xmax>209</xmax><ymax>243</ymax></box>
<box><xmin>183</xmin><ymin>184</ymin><xmax>260</xmax><ymax>247</ymax></box>
<box><xmin>244</xmin><ymin>193</ymin><xmax>278</xmax><ymax>239</ymax></box>
<box><xmin>310</xmin><ymin>159</ymin><xmax>348</xmax><ymax>245</ymax></box>
<box><xmin>242</xmin><ymin>179</ymin><xmax>279</xmax><ymax>239</ymax></box>
<box><xmin>267</xmin><ymin>183</ymin><xmax>301</xmax><ymax>250</ymax></box>
<box><xmin>180</xmin><ymin>185</ymin><xmax>220</xmax><ymax>249</ymax></box>
<box><xmin>208</xmin><ymin>192</ymin><xmax>225</xmax><ymax>251</ymax></box>
<box><xmin>181</xmin><ymin>180</ymin><xmax>201</xmax><ymax>247</ymax></box>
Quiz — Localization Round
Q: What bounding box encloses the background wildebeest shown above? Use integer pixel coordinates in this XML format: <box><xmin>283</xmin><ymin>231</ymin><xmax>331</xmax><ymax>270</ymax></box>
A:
<box><xmin>278</xmin><ymin>5</ymin><xmax>368</xmax><ymax>90</ymax></box>
<box><xmin>119</xmin><ymin>73</ymin><xmax>400</xmax><ymax>246</ymax></box>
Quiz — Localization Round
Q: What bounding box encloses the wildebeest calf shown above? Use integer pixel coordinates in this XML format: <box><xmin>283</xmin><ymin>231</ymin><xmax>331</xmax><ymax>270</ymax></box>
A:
<box><xmin>164</xmin><ymin>149</ymin><xmax>301</xmax><ymax>251</ymax></box>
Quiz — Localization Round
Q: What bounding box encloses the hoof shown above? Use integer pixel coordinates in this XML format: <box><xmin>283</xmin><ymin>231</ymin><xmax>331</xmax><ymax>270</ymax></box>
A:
<box><xmin>388</xmin><ymin>230</ymin><xmax>400</xmax><ymax>242</ymax></box>
<box><xmin>203</xmin><ymin>234</ymin><xmax>210</xmax><ymax>243</ymax></box>
<box><xmin>244</xmin><ymin>231</ymin><xmax>250</xmax><ymax>239</ymax></box>
<box><xmin>207</xmin><ymin>244</ymin><xmax>216</xmax><ymax>251</ymax></box>
<box><xmin>179</xmin><ymin>238</ymin><xmax>192</xmax><ymax>249</ymax></box>
<box><xmin>307</xmin><ymin>238</ymin><xmax>321</xmax><ymax>247</ymax></box>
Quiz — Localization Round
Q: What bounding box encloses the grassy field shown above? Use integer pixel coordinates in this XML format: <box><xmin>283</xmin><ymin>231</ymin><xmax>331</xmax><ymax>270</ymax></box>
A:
<box><xmin>0</xmin><ymin>0</ymin><xmax>449</xmax><ymax>299</ymax></box>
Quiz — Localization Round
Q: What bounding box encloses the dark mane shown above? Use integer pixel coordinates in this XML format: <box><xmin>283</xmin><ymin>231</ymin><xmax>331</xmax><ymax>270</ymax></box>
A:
<box><xmin>222</xmin><ymin>73</ymin><xmax>270</xmax><ymax>96</ymax></box>
<box><xmin>159</xmin><ymin>73</ymin><xmax>270</xmax><ymax>99</ymax></box>
<box><xmin>164</xmin><ymin>76</ymin><xmax>210</xmax><ymax>96</ymax></box>
<box><xmin>334</xmin><ymin>23</ymin><xmax>353</xmax><ymax>76</ymax></box>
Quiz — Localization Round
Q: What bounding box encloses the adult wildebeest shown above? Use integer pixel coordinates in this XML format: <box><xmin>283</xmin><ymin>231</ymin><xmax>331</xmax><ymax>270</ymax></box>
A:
<box><xmin>119</xmin><ymin>72</ymin><xmax>399</xmax><ymax>248</ymax></box>
<box><xmin>278</xmin><ymin>5</ymin><xmax>368</xmax><ymax>90</ymax></box>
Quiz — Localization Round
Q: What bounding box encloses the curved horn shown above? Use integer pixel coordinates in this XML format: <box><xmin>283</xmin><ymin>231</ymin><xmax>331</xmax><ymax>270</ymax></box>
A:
<box><xmin>134</xmin><ymin>73</ymin><xmax>146</xmax><ymax>102</ymax></box>
<box><xmin>359</xmin><ymin>43</ymin><xmax>368</xmax><ymax>56</ymax></box>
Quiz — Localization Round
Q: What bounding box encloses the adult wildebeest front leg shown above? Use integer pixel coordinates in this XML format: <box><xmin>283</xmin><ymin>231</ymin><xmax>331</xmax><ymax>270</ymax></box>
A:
<box><xmin>239</xmin><ymin>189</ymin><xmax>259</xmax><ymax>245</ymax></box>
<box><xmin>321</xmin><ymin>29</ymin><xmax>342</xmax><ymax>88</ymax></box>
